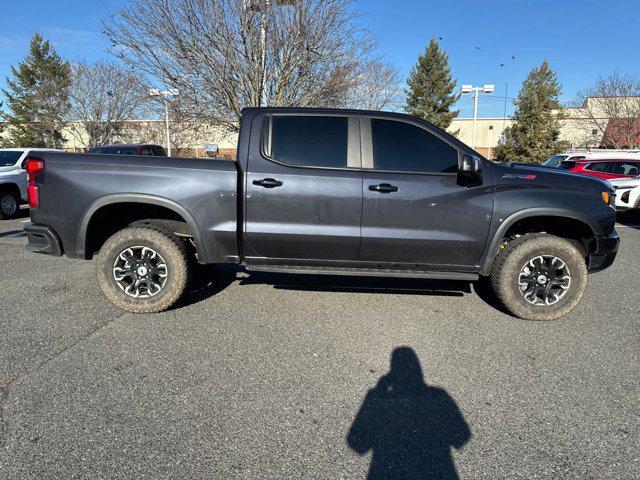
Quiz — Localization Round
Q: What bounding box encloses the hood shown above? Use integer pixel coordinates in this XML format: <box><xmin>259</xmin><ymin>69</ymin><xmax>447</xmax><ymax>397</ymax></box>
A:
<box><xmin>608</xmin><ymin>176</ymin><xmax>640</xmax><ymax>188</ymax></box>
<box><xmin>500</xmin><ymin>162</ymin><xmax>612</xmax><ymax>190</ymax></box>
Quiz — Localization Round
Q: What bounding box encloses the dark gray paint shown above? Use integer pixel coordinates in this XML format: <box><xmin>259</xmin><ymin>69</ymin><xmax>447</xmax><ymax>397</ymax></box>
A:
<box><xmin>27</xmin><ymin>107</ymin><xmax>618</xmax><ymax>279</ymax></box>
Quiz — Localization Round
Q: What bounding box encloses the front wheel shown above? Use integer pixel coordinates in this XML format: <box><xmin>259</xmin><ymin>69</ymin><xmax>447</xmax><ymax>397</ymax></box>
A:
<box><xmin>490</xmin><ymin>233</ymin><xmax>588</xmax><ymax>321</ymax></box>
<box><xmin>96</xmin><ymin>226</ymin><xmax>191</xmax><ymax>313</ymax></box>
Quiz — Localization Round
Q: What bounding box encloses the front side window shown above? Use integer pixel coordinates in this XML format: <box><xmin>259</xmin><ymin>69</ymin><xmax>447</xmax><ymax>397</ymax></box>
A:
<box><xmin>140</xmin><ymin>147</ymin><xmax>154</xmax><ymax>156</ymax></box>
<box><xmin>371</xmin><ymin>119</ymin><xmax>458</xmax><ymax>173</ymax></box>
<box><xmin>0</xmin><ymin>151</ymin><xmax>22</xmax><ymax>167</ymax></box>
<box><xmin>585</xmin><ymin>162</ymin><xmax>609</xmax><ymax>172</ymax></box>
<box><xmin>268</xmin><ymin>116</ymin><xmax>348</xmax><ymax>168</ymax></box>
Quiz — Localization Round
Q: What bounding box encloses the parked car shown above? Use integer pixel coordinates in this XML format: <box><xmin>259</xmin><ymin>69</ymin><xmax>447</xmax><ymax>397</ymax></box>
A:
<box><xmin>559</xmin><ymin>153</ymin><xmax>640</xmax><ymax>180</ymax></box>
<box><xmin>609</xmin><ymin>176</ymin><xmax>640</xmax><ymax>211</ymax></box>
<box><xmin>23</xmin><ymin>107</ymin><xmax>618</xmax><ymax>321</ymax></box>
<box><xmin>0</xmin><ymin>148</ymin><xmax>62</xmax><ymax>219</ymax></box>
<box><xmin>88</xmin><ymin>144</ymin><xmax>167</xmax><ymax>156</ymax></box>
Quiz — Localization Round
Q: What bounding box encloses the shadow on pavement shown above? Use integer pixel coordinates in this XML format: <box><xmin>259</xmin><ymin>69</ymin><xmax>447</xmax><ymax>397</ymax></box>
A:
<box><xmin>347</xmin><ymin>347</ymin><xmax>471</xmax><ymax>480</ymax></box>
<box><xmin>174</xmin><ymin>265</ymin><xmax>507</xmax><ymax>315</ymax></box>
<box><xmin>240</xmin><ymin>272</ymin><xmax>471</xmax><ymax>297</ymax></box>
<box><xmin>616</xmin><ymin>211</ymin><xmax>640</xmax><ymax>230</ymax></box>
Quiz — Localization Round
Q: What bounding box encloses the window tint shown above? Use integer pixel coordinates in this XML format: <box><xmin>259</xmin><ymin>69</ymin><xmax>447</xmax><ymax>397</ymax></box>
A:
<box><xmin>90</xmin><ymin>146</ymin><xmax>138</xmax><ymax>155</ymax></box>
<box><xmin>585</xmin><ymin>162</ymin><xmax>609</xmax><ymax>172</ymax></box>
<box><xmin>371</xmin><ymin>119</ymin><xmax>458</xmax><ymax>173</ymax></box>
<box><xmin>153</xmin><ymin>146</ymin><xmax>166</xmax><ymax>156</ymax></box>
<box><xmin>140</xmin><ymin>147</ymin><xmax>154</xmax><ymax>156</ymax></box>
<box><xmin>269</xmin><ymin>116</ymin><xmax>348</xmax><ymax>168</ymax></box>
<box><xmin>609</xmin><ymin>161</ymin><xmax>640</xmax><ymax>175</ymax></box>
<box><xmin>0</xmin><ymin>151</ymin><xmax>22</xmax><ymax>167</ymax></box>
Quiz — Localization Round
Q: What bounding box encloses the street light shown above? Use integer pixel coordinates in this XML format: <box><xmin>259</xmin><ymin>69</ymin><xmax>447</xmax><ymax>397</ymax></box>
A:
<box><xmin>149</xmin><ymin>88</ymin><xmax>179</xmax><ymax>156</ymax></box>
<box><xmin>460</xmin><ymin>84</ymin><xmax>494</xmax><ymax>150</ymax></box>
<box><xmin>245</xmin><ymin>0</ymin><xmax>297</xmax><ymax>107</ymax></box>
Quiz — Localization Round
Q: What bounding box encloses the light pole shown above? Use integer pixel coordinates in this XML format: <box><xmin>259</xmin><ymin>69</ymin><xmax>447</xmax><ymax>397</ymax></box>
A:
<box><xmin>461</xmin><ymin>84</ymin><xmax>494</xmax><ymax>150</ymax></box>
<box><xmin>245</xmin><ymin>0</ymin><xmax>297</xmax><ymax>107</ymax></box>
<box><xmin>149</xmin><ymin>88</ymin><xmax>179</xmax><ymax>156</ymax></box>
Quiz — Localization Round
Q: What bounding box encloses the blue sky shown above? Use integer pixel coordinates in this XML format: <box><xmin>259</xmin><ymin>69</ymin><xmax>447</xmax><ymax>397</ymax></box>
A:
<box><xmin>0</xmin><ymin>0</ymin><xmax>637</xmax><ymax>118</ymax></box>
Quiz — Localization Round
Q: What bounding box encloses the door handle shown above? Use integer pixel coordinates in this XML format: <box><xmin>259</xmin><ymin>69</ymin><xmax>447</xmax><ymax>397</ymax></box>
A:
<box><xmin>369</xmin><ymin>183</ymin><xmax>398</xmax><ymax>193</ymax></box>
<box><xmin>253</xmin><ymin>178</ymin><xmax>283</xmax><ymax>188</ymax></box>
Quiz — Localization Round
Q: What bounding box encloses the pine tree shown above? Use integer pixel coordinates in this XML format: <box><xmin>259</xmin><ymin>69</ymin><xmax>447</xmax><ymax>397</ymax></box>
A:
<box><xmin>404</xmin><ymin>37</ymin><xmax>459</xmax><ymax>129</ymax></box>
<box><xmin>494</xmin><ymin>60</ymin><xmax>567</xmax><ymax>163</ymax></box>
<box><xmin>1</xmin><ymin>34</ymin><xmax>71</xmax><ymax>148</ymax></box>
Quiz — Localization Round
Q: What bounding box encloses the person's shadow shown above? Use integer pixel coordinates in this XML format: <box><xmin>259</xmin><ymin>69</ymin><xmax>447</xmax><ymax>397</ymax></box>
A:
<box><xmin>347</xmin><ymin>347</ymin><xmax>471</xmax><ymax>479</ymax></box>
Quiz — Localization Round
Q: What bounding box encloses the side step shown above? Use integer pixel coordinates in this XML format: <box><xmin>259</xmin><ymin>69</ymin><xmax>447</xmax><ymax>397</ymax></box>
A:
<box><xmin>246</xmin><ymin>264</ymin><xmax>479</xmax><ymax>281</ymax></box>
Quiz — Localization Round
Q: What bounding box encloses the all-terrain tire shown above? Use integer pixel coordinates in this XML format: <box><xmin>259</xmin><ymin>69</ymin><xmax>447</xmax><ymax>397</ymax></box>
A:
<box><xmin>490</xmin><ymin>233</ymin><xmax>587</xmax><ymax>321</ymax></box>
<box><xmin>96</xmin><ymin>225</ymin><xmax>191</xmax><ymax>313</ymax></box>
<box><xmin>0</xmin><ymin>191</ymin><xmax>20</xmax><ymax>219</ymax></box>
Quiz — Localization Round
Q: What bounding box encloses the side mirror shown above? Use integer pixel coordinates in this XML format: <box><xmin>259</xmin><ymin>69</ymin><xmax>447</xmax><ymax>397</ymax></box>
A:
<box><xmin>458</xmin><ymin>154</ymin><xmax>482</xmax><ymax>186</ymax></box>
<box><xmin>459</xmin><ymin>154</ymin><xmax>480</xmax><ymax>174</ymax></box>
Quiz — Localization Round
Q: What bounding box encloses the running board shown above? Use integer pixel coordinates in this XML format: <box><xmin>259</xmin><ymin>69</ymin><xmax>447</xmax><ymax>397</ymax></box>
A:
<box><xmin>246</xmin><ymin>264</ymin><xmax>479</xmax><ymax>281</ymax></box>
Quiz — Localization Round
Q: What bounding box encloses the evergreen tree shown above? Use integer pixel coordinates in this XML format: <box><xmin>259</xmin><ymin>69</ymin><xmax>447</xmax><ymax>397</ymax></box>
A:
<box><xmin>405</xmin><ymin>37</ymin><xmax>459</xmax><ymax>129</ymax></box>
<box><xmin>1</xmin><ymin>34</ymin><xmax>70</xmax><ymax>148</ymax></box>
<box><xmin>494</xmin><ymin>60</ymin><xmax>567</xmax><ymax>163</ymax></box>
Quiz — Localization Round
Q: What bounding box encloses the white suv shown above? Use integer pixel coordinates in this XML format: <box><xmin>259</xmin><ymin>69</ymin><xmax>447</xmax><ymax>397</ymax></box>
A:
<box><xmin>0</xmin><ymin>148</ymin><xmax>62</xmax><ymax>219</ymax></box>
<box><xmin>609</xmin><ymin>176</ymin><xmax>640</xmax><ymax>211</ymax></box>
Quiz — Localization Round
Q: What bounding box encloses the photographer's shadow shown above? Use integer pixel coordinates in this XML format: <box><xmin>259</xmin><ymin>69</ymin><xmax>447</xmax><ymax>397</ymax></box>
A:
<box><xmin>347</xmin><ymin>347</ymin><xmax>471</xmax><ymax>480</ymax></box>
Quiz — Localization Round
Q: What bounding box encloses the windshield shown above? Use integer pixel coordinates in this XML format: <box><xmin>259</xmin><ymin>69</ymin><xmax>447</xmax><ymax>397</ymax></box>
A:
<box><xmin>0</xmin><ymin>151</ymin><xmax>23</xmax><ymax>167</ymax></box>
<box><xmin>542</xmin><ymin>155</ymin><xmax>568</xmax><ymax>167</ymax></box>
<box><xmin>89</xmin><ymin>146</ymin><xmax>139</xmax><ymax>155</ymax></box>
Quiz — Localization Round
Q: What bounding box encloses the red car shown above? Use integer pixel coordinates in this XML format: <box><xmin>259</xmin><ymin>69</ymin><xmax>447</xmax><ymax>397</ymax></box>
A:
<box><xmin>560</xmin><ymin>157</ymin><xmax>640</xmax><ymax>180</ymax></box>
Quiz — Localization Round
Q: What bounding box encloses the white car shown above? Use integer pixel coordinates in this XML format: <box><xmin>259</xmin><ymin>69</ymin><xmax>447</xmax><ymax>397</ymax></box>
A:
<box><xmin>0</xmin><ymin>148</ymin><xmax>62</xmax><ymax>219</ymax></box>
<box><xmin>609</xmin><ymin>176</ymin><xmax>640</xmax><ymax>211</ymax></box>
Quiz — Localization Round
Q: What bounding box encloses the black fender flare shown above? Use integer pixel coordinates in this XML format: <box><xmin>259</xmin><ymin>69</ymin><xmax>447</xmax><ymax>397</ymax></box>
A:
<box><xmin>76</xmin><ymin>194</ymin><xmax>206</xmax><ymax>260</ymax></box>
<box><xmin>478</xmin><ymin>207</ymin><xmax>602</xmax><ymax>275</ymax></box>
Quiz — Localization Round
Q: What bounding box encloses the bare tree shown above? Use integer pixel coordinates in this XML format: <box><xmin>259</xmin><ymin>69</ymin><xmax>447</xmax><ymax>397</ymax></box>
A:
<box><xmin>67</xmin><ymin>60</ymin><xmax>148</xmax><ymax>147</ymax></box>
<box><xmin>103</xmin><ymin>0</ymin><xmax>375</xmax><ymax>131</ymax></box>
<box><xmin>346</xmin><ymin>60</ymin><xmax>403</xmax><ymax>111</ymax></box>
<box><xmin>572</xmin><ymin>73</ymin><xmax>640</xmax><ymax>148</ymax></box>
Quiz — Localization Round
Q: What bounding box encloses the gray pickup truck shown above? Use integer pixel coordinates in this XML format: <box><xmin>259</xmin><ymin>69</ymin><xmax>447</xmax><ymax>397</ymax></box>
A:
<box><xmin>24</xmin><ymin>108</ymin><xmax>619</xmax><ymax>320</ymax></box>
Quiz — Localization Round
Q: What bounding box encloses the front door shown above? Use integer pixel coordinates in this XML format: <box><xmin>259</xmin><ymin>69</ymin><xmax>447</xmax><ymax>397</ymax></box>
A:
<box><xmin>244</xmin><ymin>114</ymin><xmax>363</xmax><ymax>264</ymax></box>
<box><xmin>359</xmin><ymin>117</ymin><xmax>493</xmax><ymax>269</ymax></box>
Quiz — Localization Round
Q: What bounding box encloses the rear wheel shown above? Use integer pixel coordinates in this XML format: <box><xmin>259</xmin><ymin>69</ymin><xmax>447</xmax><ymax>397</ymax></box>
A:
<box><xmin>0</xmin><ymin>191</ymin><xmax>19</xmax><ymax>219</ymax></box>
<box><xmin>96</xmin><ymin>225</ymin><xmax>191</xmax><ymax>313</ymax></box>
<box><xmin>490</xmin><ymin>233</ymin><xmax>587</xmax><ymax>321</ymax></box>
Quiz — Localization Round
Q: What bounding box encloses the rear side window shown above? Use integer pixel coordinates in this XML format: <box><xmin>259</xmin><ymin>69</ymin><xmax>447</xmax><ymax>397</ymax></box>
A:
<box><xmin>371</xmin><ymin>119</ymin><xmax>458</xmax><ymax>173</ymax></box>
<box><xmin>0</xmin><ymin>151</ymin><xmax>23</xmax><ymax>167</ymax></box>
<box><xmin>153</xmin><ymin>146</ymin><xmax>166</xmax><ymax>156</ymax></box>
<box><xmin>268</xmin><ymin>116</ymin><xmax>348</xmax><ymax>168</ymax></box>
<box><xmin>610</xmin><ymin>161</ymin><xmax>640</xmax><ymax>175</ymax></box>
<box><xmin>90</xmin><ymin>146</ymin><xmax>138</xmax><ymax>155</ymax></box>
<box><xmin>139</xmin><ymin>146</ymin><xmax>154</xmax><ymax>156</ymax></box>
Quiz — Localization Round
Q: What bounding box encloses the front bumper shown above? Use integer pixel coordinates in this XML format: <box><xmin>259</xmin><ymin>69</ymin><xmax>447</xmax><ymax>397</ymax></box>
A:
<box><xmin>24</xmin><ymin>223</ymin><xmax>63</xmax><ymax>256</ymax></box>
<box><xmin>588</xmin><ymin>230</ymin><xmax>619</xmax><ymax>273</ymax></box>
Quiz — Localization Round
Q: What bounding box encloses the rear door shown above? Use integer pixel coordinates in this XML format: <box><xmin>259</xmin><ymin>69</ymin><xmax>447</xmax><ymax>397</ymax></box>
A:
<box><xmin>243</xmin><ymin>114</ymin><xmax>363</xmax><ymax>264</ymax></box>
<box><xmin>359</xmin><ymin>117</ymin><xmax>493</xmax><ymax>269</ymax></box>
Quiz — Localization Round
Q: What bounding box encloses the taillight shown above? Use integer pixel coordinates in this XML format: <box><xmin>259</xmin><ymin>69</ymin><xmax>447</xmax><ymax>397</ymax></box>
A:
<box><xmin>25</xmin><ymin>157</ymin><xmax>45</xmax><ymax>209</ymax></box>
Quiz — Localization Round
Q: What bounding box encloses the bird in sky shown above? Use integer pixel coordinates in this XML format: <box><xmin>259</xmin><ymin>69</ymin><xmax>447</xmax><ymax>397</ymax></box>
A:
<box><xmin>475</xmin><ymin>46</ymin><xmax>482</xmax><ymax>50</ymax></box>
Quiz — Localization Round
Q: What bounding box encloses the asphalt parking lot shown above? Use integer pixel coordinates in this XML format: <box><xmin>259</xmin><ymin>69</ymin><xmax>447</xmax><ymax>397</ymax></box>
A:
<box><xmin>1</xmin><ymin>209</ymin><xmax>639</xmax><ymax>479</ymax></box>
